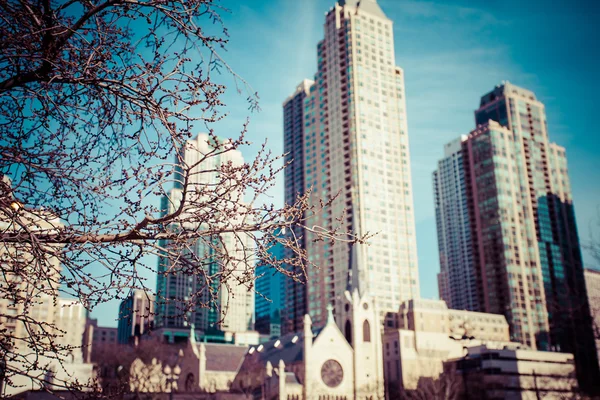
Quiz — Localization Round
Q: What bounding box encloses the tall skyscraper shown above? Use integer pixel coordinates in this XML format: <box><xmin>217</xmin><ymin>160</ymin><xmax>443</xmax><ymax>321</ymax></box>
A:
<box><xmin>156</xmin><ymin>134</ymin><xmax>254</xmax><ymax>341</ymax></box>
<box><xmin>282</xmin><ymin>80</ymin><xmax>312</xmax><ymax>334</ymax></box>
<box><xmin>433</xmin><ymin>136</ymin><xmax>479</xmax><ymax>311</ymax></box>
<box><xmin>284</xmin><ymin>0</ymin><xmax>420</xmax><ymax>328</ymax></box>
<box><xmin>462</xmin><ymin>119</ymin><xmax>552</xmax><ymax>349</ymax></box>
<box><xmin>434</xmin><ymin>82</ymin><xmax>599</xmax><ymax>392</ymax></box>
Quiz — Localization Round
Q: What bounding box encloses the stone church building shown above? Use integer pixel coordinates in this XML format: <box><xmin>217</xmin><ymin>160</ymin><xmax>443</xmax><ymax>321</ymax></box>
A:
<box><xmin>234</xmin><ymin>290</ymin><xmax>384</xmax><ymax>399</ymax></box>
<box><xmin>129</xmin><ymin>290</ymin><xmax>384</xmax><ymax>400</ymax></box>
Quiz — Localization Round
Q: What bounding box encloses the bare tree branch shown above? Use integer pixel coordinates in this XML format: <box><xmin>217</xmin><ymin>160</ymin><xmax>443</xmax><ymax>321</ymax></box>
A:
<box><xmin>0</xmin><ymin>0</ymin><xmax>369</xmax><ymax>395</ymax></box>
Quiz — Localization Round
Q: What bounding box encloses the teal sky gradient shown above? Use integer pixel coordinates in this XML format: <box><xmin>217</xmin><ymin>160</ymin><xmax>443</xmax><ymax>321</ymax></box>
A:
<box><xmin>91</xmin><ymin>0</ymin><xmax>600</xmax><ymax>325</ymax></box>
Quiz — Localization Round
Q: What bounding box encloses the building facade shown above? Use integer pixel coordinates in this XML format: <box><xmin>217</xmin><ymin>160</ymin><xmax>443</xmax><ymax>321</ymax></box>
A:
<box><xmin>118</xmin><ymin>289</ymin><xmax>155</xmax><ymax>345</ymax></box>
<box><xmin>433</xmin><ymin>136</ymin><xmax>479</xmax><ymax>311</ymax></box>
<box><xmin>391</xmin><ymin>299</ymin><xmax>510</xmax><ymax>343</ymax></box>
<box><xmin>472</xmin><ymin>84</ymin><xmax>598</xmax><ymax>391</ymax></box>
<box><xmin>0</xmin><ymin>182</ymin><xmax>94</xmax><ymax>396</ymax></box>
<box><xmin>129</xmin><ymin>338</ymin><xmax>248</xmax><ymax>394</ymax></box>
<box><xmin>382</xmin><ymin>298</ymin><xmax>511</xmax><ymax>393</ymax></box>
<box><xmin>433</xmin><ymin>82</ymin><xmax>599</xmax><ymax>392</ymax></box>
<box><xmin>584</xmin><ymin>268</ymin><xmax>600</xmax><ymax>369</ymax></box>
<box><xmin>235</xmin><ymin>290</ymin><xmax>384</xmax><ymax>400</ymax></box>
<box><xmin>92</xmin><ymin>324</ymin><xmax>118</xmax><ymax>346</ymax></box>
<box><xmin>462</xmin><ymin>119</ymin><xmax>551</xmax><ymax>350</ymax></box>
<box><xmin>285</xmin><ymin>0</ymin><xmax>419</xmax><ymax>329</ymax></box>
<box><xmin>0</xmin><ymin>191</ymin><xmax>62</xmax><ymax>352</ymax></box>
<box><xmin>255</xmin><ymin>241</ymin><xmax>285</xmax><ymax>337</ymax></box>
<box><xmin>445</xmin><ymin>344</ymin><xmax>578</xmax><ymax>400</ymax></box>
<box><xmin>155</xmin><ymin>134</ymin><xmax>254</xmax><ymax>341</ymax></box>
<box><xmin>53</xmin><ymin>299</ymin><xmax>87</xmax><ymax>363</ymax></box>
<box><xmin>282</xmin><ymin>79</ymin><xmax>312</xmax><ymax>335</ymax></box>
<box><xmin>87</xmin><ymin>321</ymin><xmax>119</xmax><ymax>362</ymax></box>
<box><xmin>254</xmin><ymin>243</ymin><xmax>284</xmax><ymax>337</ymax></box>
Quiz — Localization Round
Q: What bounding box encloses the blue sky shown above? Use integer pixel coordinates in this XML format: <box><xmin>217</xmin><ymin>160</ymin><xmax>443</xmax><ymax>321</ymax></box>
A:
<box><xmin>92</xmin><ymin>0</ymin><xmax>600</xmax><ymax>325</ymax></box>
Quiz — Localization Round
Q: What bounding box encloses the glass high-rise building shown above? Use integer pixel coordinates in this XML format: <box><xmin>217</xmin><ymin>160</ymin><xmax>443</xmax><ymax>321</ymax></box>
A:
<box><xmin>462</xmin><ymin>119</ymin><xmax>552</xmax><ymax>349</ymax></box>
<box><xmin>254</xmin><ymin>241</ymin><xmax>285</xmax><ymax>336</ymax></box>
<box><xmin>284</xmin><ymin>0</ymin><xmax>420</xmax><ymax>328</ymax></box>
<box><xmin>155</xmin><ymin>134</ymin><xmax>254</xmax><ymax>341</ymax></box>
<box><xmin>435</xmin><ymin>82</ymin><xmax>599</xmax><ymax>392</ymax></box>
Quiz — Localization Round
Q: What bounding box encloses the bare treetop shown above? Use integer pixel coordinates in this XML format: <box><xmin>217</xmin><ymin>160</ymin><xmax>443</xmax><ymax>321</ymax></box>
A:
<box><xmin>0</xmin><ymin>0</ymin><xmax>368</xmax><ymax>394</ymax></box>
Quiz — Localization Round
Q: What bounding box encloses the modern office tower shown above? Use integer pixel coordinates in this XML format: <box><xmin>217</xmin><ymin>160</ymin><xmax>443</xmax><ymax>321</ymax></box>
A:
<box><xmin>282</xmin><ymin>79</ymin><xmax>312</xmax><ymax>334</ymax></box>
<box><xmin>584</xmin><ymin>268</ymin><xmax>600</xmax><ymax>369</ymax></box>
<box><xmin>444</xmin><ymin>82</ymin><xmax>598</xmax><ymax>391</ymax></box>
<box><xmin>433</xmin><ymin>136</ymin><xmax>479</xmax><ymax>311</ymax></box>
<box><xmin>254</xmin><ymin>241</ymin><xmax>284</xmax><ymax>337</ymax></box>
<box><xmin>155</xmin><ymin>134</ymin><xmax>254</xmax><ymax>342</ymax></box>
<box><xmin>117</xmin><ymin>289</ymin><xmax>155</xmax><ymax>344</ymax></box>
<box><xmin>285</xmin><ymin>0</ymin><xmax>419</xmax><ymax>328</ymax></box>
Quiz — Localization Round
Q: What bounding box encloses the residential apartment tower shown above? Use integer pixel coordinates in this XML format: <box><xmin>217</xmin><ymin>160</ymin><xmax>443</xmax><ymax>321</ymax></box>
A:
<box><xmin>284</xmin><ymin>0</ymin><xmax>420</xmax><ymax>328</ymax></box>
<box><xmin>433</xmin><ymin>136</ymin><xmax>479</xmax><ymax>311</ymax></box>
<box><xmin>434</xmin><ymin>82</ymin><xmax>599</xmax><ymax>392</ymax></box>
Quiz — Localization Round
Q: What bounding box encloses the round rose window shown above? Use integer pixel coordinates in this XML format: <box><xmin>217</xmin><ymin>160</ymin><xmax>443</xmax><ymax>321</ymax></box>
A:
<box><xmin>321</xmin><ymin>359</ymin><xmax>343</xmax><ymax>387</ymax></box>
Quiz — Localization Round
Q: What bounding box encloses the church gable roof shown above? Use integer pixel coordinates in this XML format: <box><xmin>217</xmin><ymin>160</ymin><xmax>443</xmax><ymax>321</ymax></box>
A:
<box><xmin>238</xmin><ymin>305</ymin><xmax>355</xmax><ymax>374</ymax></box>
<box><xmin>202</xmin><ymin>343</ymin><xmax>248</xmax><ymax>372</ymax></box>
<box><xmin>312</xmin><ymin>317</ymin><xmax>353</xmax><ymax>353</ymax></box>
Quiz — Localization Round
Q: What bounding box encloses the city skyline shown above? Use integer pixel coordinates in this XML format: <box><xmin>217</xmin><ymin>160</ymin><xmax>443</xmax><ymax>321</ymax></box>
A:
<box><xmin>3</xmin><ymin>0</ymin><xmax>599</xmax><ymax>397</ymax></box>
<box><xmin>89</xmin><ymin>0</ymin><xmax>600</xmax><ymax>326</ymax></box>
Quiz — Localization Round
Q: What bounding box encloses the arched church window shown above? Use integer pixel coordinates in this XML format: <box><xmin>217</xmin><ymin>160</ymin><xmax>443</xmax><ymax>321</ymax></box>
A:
<box><xmin>185</xmin><ymin>373</ymin><xmax>195</xmax><ymax>391</ymax></box>
<box><xmin>345</xmin><ymin>320</ymin><xmax>352</xmax><ymax>344</ymax></box>
<box><xmin>363</xmin><ymin>320</ymin><xmax>371</xmax><ymax>342</ymax></box>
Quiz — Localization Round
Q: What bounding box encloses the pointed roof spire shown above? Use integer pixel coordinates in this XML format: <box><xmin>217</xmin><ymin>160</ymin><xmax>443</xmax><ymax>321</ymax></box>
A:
<box><xmin>266</xmin><ymin>361</ymin><xmax>273</xmax><ymax>377</ymax></box>
<box><xmin>326</xmin><ymin>304</ymin><xmax>335</xmax><ymax>325</ymax></box>
<box><xmin>188</xmin><ymin>323</ymin><xmax>201</xmax><ymax>358</ymax></box>
<box><xmin>303</xmin><ymin>313</ymin><xmax>312</xmax><ymax>327</ymax></box>
<box><xmin>189</xmin><ymin>323</ymin><xmax>196</xmax><ymax>344</ymax></box>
